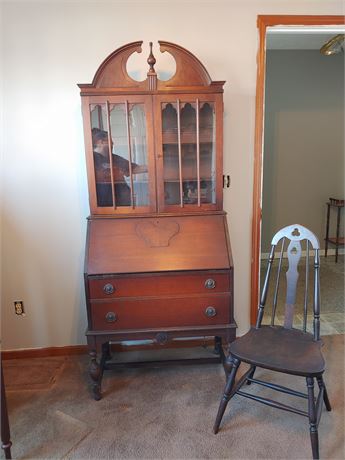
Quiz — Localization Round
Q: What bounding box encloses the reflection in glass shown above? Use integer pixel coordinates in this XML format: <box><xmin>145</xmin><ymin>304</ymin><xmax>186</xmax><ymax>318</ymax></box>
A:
<box><xmin>90</xmin><ymin>104</ymin><xmax>113</xmax><ymax>207</ymax></box>
<box><xmin>90</xmin><ymin>103</ymin><xmax>148</xmax><ymax>207</ymax></box>
<box><xmin>162</xmin><ymin>101</ymin><xmax>216</xmax><ymax>206</ymax></box>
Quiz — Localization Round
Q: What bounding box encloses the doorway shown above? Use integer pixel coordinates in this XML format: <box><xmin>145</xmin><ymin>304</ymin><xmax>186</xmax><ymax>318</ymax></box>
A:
<box><xmin>251</xmin><ymin>15</ymin><xmax>345</xmax><ymax>326</ymax></box>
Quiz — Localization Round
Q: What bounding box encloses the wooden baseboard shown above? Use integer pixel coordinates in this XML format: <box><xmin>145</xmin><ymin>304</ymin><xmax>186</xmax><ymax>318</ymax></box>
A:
<box><xmin>1</xmin><ymin>345</ymin><xmax>88</xmax><ymax>360</ymax></box>
<box><xmin>1</xmin><ymin>339</ymin><xmax>215</xmax><ymax>360</ymax></box>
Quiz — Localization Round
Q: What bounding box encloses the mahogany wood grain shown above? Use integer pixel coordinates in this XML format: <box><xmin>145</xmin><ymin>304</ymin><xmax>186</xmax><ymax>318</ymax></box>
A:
<box><xmin>89</xmin><ymin>271</ymin><xmax>230</xmax><ymax>299</ymax></box>
<box><xmin>88</xmin><ymin>325</ymin><xmax>236</xmax><ymax>354</ymax></box>
<box><xmin>86</xmin><ymin>214</ymin><xmax>232</xmax><ymax>275</ymax></box>
<box><xmin>251</xmin><ymin>15</ymin><xmax>345</xmax><ymax>325</ymax></box>
<box><xmin>91</xmin><ymin>294</ymin><xmax>231</xmax><ymax>330</ymax></box>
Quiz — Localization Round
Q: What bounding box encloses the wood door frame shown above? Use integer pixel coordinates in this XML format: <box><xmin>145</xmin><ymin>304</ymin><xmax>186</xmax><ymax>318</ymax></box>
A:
<box><xmin>250</xmin><ymin>14</ymin><xmax>345</xmax><ymax>324</ymax></box>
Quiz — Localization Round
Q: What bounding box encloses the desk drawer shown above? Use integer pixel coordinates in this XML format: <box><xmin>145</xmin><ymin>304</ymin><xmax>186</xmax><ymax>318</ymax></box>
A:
<box><xmin>88</xmin><ymin>272</ymin><xmax>230</xmax><ymax>299</ymax></box>
<box><xmin>91</xmin><ymin>294</ymin><xmax>230</xmax><ymax>330</ymax></box>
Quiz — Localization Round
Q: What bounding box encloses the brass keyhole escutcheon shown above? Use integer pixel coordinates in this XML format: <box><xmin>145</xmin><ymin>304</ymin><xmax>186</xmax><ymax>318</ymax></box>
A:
<box><xmin>205</xmin><ymin>306</ymin><xmax>217</xmax><ymax>317</ymax></box>
<box><xmin>205</xmin><ymin>279</ymin><xmax>216</xmax><ymax>289</ymax></box>
<box><xmin>103</xmin><ymin>283</ymin><xmax>115</xmax><ymax>295</ymax></box>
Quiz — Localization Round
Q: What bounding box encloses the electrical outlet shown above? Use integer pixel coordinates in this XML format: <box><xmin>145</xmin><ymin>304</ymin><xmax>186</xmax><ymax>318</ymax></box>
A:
<box><xmin>14</xmin><ymin>301</ymin><xmax>25</xmax><ymax>316</ymax></box>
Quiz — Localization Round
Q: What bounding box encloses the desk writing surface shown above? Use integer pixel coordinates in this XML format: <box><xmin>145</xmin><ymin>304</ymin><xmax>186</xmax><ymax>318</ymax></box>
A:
<box><xmin>86</xmin><ymin>214</ymin><xmax>231</xmax><ymax>275</ymax></box>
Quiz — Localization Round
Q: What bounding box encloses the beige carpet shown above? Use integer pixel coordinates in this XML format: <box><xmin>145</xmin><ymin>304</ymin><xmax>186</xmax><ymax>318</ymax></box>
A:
<box><xmin>3</xmin><ymin>335</ymin><xmax>344</xmax><ymax>459</ymax></box>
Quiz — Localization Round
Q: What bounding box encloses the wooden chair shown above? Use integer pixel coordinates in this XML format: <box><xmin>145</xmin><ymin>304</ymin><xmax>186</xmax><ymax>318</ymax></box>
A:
<box><xmin>213</xmin><ymin>224</ymin><xmax>331</xmax><ymax>459</ymax></box>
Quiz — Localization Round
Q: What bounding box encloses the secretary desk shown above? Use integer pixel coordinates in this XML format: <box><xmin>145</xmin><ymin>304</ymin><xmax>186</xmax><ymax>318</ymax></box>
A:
<box><xmin>79</xmin><ymin>41</ymin><xmax>236</xmax><ymax>399</ymax></box>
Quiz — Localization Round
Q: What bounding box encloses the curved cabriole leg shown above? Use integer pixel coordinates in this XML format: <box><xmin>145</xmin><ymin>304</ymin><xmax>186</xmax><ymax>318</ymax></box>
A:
<box><xmin>307</xmin><ymin>377</ymin><xmax>319</xmax><ymax>460</ymax></box>
<box><xmin>316</xmin><ymin>375</ymin><xmax>331</xmax><ymax>411</ymax></box>
<box><xmin>213</xmin><ymin>356</ymin><xmax>240</xmax><ymax>434</ymax></box>
<box><xmin>89</xmin><ymin>350</ymin><xmax>102</xmax><ymax>401</ymax></box>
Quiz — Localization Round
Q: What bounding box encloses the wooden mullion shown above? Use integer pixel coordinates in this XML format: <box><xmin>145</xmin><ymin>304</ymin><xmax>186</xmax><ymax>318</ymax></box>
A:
<box><xmin>177</xmin><ymin>99</ymin><xmax>183</xmax><ymax>207</ymax></box>
<box><xmin>105</xmin><ymin>101</ymin><xmax>116</xmax><ymax>208</ymax></box>
<box><xmin>125</xmin><ymin>100</ymin><xmax>135</xmax><ymax>209</ymax></box>
<box><xmin>97</xmin><ymin>105</ymin><xmax>103</xmax><ymax>130</ymax></box>
<box><xmin>196</xmin><ymin>98</ymin><xmax>201</xmax><ymax>206</ymax></box>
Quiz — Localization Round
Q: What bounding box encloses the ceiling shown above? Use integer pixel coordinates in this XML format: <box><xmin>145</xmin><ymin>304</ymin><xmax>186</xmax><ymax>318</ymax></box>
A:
<box><xmin>266</xmin><ymin>27</ymin><xmax>345</xmax><ymax>50</ymax></box>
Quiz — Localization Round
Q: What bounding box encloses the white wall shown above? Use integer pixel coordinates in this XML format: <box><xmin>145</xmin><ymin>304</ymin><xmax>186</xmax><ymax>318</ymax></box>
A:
<box><xmin>1</xmin><ymin>0</ymin><xmax>343</xmax><ymax>350</ymax></box>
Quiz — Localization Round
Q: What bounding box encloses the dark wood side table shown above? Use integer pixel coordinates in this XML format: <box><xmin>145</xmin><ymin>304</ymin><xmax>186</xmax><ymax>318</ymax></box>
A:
<box><xmin>1</xmin><ymin>364</ymin><xmax>12</xmax><ymax>459</ymax></box>
<box><xmin>324</xmin><ymin>197</ymin><xmax>344</xmax><ymax>263</ymax></box>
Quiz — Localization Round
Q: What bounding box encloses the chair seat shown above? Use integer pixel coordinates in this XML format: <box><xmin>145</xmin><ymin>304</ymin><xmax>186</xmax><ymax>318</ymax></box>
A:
<box><xmin>230</xmin><ymin>326</ymin><xmax>325</xmax><ymax>376</ymax></box>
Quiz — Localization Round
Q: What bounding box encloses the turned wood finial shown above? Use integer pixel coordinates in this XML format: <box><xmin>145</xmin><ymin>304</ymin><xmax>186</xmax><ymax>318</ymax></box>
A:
<box><xmin>147</xmin><ymin>42</ymin><xmax>156</xmax><ymax>73</ymax></box>
<box><xmin>147</xmin><ymin>42</ymin><xmax>157</xmax><ymax>90</ymax></box>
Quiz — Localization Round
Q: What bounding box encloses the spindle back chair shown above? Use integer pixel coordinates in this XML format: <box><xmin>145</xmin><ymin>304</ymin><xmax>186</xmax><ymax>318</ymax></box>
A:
<box><xmin>213</xmin><ymin>224</ymin><xmax>331</xmax><ymax>459</ymax></box>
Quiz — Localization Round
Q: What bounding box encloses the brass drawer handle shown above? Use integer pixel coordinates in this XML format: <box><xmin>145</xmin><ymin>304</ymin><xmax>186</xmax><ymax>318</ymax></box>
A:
<box><xmin>205</xmin><ymin>278</ymin><xmax>216</xmax><ymax>289</ymax></box>
<box><xmin>103</xmin><ymin>283</ymin><xmax>115</xmax><ymax>295</ymax></box>
<box><xmin>205</xmin><ymin>306</ymin><xmax>217</xmax><ymax>318</ymax></box>
<box><xmin>105</xmin><ymin>311</ymin><xmax>117</xmax><ymax>322</ymax></box>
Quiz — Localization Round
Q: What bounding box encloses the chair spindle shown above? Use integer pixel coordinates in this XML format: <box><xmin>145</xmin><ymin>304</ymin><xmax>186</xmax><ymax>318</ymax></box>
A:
<box><xmin>313</xmin><ymin>249</ymin><xmax>321</xmax><ymax>341</ymax></box>
<box><xmin>303</xmin><ymin>241</ymin><xmax>310</xmax><ymax>332</ymax></box>
<box><xmin>256</xmin><ymin>244</ymin><xmax>275</xmax><ymax>328</ymax></box>
<box><xmin>271</xmin><ymin>237</ymin><xmax>285</xmax><ymax>326</ymax></box>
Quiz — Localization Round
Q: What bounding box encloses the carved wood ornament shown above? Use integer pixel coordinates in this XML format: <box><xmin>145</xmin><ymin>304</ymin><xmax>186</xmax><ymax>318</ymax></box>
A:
<box><xmin>78</xmin><ymin>41</ymin><xmax>225</xmax><ymax>94</ymax></box>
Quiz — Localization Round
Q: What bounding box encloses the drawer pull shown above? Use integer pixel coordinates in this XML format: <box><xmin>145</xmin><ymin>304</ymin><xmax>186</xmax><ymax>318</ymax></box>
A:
<box><xmin>105</xmin><ymin>311</ymin><xmax>117</xmax><ymax>322</ymax></box>
<box><xmin>205</xmin><ymin>306</ymin><xmax>217</xmax><ymax>317</ymax></box>
<box><xmin>155</xmin><ymin>332</ymin><xmax>168</xmax><ymax>344</ymax></box>
<box><xmin>205</xmin><ymin>278</ymin><xmax>216</xmax><ymax>289</ymax></box>
<box><xmin>103</xmin><ymin>283</ymin><xmax>115</xmax><ymax>295</ymax></box>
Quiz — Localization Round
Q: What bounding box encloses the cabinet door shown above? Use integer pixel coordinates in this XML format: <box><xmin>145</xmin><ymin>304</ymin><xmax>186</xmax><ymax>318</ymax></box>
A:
<box><xmin>155</xmin><ymin>94</ymin><xmax>223</xmax><ymax>213</ymax></box>
<box><xmin>83</xmin><ymin>95</ymin><xmax>156</xmax><ymax>214</ymax></box>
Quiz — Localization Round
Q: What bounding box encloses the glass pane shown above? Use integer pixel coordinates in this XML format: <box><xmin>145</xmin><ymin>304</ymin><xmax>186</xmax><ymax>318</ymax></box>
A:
<box><xmin>128</xmin><ymin>104</ymin><xmax>149</xmax><ymax>206</ymax></box>
<box><xmin>90</xmin><ymin>102</ymin><xmax>148</xmax><ymax>208</ymax></box>
<box><xmin>199</xmin><ymin>102</ymin><xmax>216</xmax><ymax>204</ymax></box>
<box><xmin>90</xmin><ymin>104</ymin><xmax>113</xmax><ymax>207</ymax></box>
<box><xmin>181</xmin><ymin>102</ymin><xmax>197</xmax><ymax>204</ymax></box>
<box><xmin>161</xmin><ymin>101</ymin><xmax>216</xmax><ymax>207</ymax></box>
<box><xmin>109</xmin><ymin>103</ymin><xmax>148</xmax><ymax>207</ymax></box>
<box><xmin>162</xmin><ymin>103</ymin><xmax>180</xmax><ymax>205</ymax></box>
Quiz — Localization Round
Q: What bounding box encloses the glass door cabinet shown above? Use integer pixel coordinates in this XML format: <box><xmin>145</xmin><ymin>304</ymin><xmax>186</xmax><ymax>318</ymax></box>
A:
<box><xmin>79</xmin><ymin>41</ymin><xmax>235</xmax><ymax>400</ymax></box>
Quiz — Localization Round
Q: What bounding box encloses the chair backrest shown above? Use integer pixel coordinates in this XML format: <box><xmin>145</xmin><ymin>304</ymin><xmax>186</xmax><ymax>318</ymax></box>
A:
<box><xmin>256</xmin><ymin>224</ymin><xmax>321</xmax><ymax>341</ymax></box>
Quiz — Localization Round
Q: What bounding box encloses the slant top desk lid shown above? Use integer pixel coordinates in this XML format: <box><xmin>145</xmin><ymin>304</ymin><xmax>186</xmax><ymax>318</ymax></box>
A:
<box><xmin>86</xmin><ymin>214</ymin><xmax>231</xmax><ymax>275</ymax></box>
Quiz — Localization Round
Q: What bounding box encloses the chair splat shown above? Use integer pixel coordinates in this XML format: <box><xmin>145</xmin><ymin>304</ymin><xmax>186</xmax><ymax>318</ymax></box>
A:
<box><xmin>284</xmin><ymin>240</ymin><xmax>302</xmax><ymax>329</ymax></box>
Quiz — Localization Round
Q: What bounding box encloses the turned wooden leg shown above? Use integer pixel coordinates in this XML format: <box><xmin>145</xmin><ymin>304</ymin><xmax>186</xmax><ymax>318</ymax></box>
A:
<box><xmin>213</xmin><ymin>356</ymin><xmax>240</xmax><ymax>434</ymax></box>
<box><xmin>214</xmin><ymin>336</ymin><xmax>225</xmax><ymax>363</ymax></box>
<box><xmin>307</xmin><ymin>377</ymin><xmax>319</xmax><ymax>460</ymax></box>
<box><xmin>317</xmin><ymin>376</ymin><xmax>331</xmax><ymax>411</ymax></box>
<box><xmin>246</xmin><ymin>365</ymin><xmax>256</xmax><ymax>385</ymax></box>
<box><xmin>89</xmin><ymin>350</ymin><xmax>102</xmax><ymax>401</ymax></box>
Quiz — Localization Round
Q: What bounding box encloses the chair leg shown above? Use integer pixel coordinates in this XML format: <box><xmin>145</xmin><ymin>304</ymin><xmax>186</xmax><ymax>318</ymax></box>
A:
<box><xmin>213</xmin><ymin>356</ymin><xmax>240</xmax><ymax>434</ymax></box>
<box><xmin>316</xmin><ymin>376</ymin><xmax>332</xmax><ymax>411</ymax></box>
<box><xmin>306</xmin><ymin>377</ymin><xmax>319</xmax><ymax>460</ymax></box>
<box><xmin>246</xmin><ymin>365</ymin><xmax>256</xmax><ymax>385</ymax></box>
